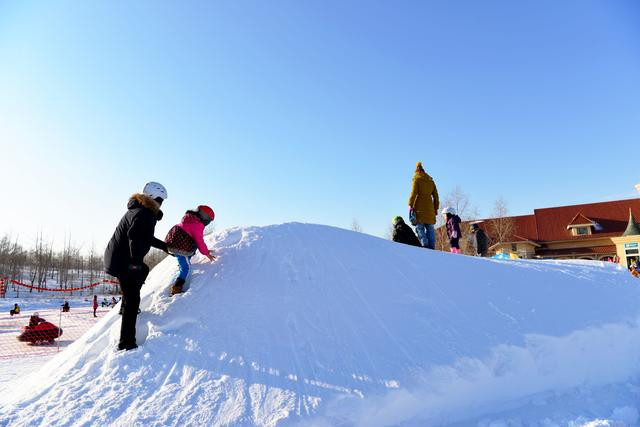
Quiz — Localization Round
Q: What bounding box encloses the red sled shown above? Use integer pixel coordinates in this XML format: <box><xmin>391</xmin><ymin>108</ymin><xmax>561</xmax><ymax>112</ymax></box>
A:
<box><xmin>17</xmin><ymin>321</ymin><xmax>63</xmax><ymax>344</ymax></box>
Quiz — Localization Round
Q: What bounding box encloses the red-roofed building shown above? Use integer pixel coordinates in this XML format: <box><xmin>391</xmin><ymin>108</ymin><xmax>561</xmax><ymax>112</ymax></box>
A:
<box><xmin>476</xmin><ymin>198</ymin><xmax>640</xmax><ymax>266</ymax></box>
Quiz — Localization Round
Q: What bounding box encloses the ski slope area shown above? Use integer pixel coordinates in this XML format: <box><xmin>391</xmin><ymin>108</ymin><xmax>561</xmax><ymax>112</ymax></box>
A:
<box><xmin>2</xmin><ymin>223</ymin><xmax>640</xmax><ymax>426</ymax></box>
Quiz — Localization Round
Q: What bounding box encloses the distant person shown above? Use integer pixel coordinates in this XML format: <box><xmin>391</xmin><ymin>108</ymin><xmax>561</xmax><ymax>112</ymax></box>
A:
<box><xmin>104</xmin><ymin>182</ymin><xmax>169</xmax><ymax>351</ymax></box>
<box><xmin>443</xmin><ymin>207</ymin><xmax>462</xmax><ymax>254</ymax></box>
<box><xmin>391</xmin><ymin>216</ymin><xmax>422</xmax><ymax>247</ymax></box>
<box><xmin>165</xmin><ymin>205</ymin><xmax>216</xmax><ymax>296</ymax></box>
<box><xmin>29</xmin><ymin>312</ymin><xmax>44</xmax><ymax>327</ymax></box>
<box><xmin>93</xmin><ymin>295</ymin><xmax>98</xmax><ymax>317</ymax></box>
<box><xmin>408</xmin><ymin>162</ymin><xmax>439</xmax><ymax>249</ymax></box>
<box><xmin>61</xmin><ymin>301</ymin><xmax>70</xmax><ymax>312</ymax></box>
<box><xmin>630</xmin><ymin>261</ymin><xmax>640</xmax><ymax>278</ymax></box>
<box><xmin>469</xmin><ymin>223</ymin><xmax>489</xmax><ymax>257</ymax></box>
<box><xmin>9</xmin><ymin>303</ymin><xmax>20</xmax><ymax>316</ymax></box>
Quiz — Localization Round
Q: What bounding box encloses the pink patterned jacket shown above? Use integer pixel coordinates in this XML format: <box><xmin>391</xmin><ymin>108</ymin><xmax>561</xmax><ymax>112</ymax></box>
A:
<box><xmin>178</xmin><ymin>213</ymin><xmax>210</xmax><ymax>256</ymax></box>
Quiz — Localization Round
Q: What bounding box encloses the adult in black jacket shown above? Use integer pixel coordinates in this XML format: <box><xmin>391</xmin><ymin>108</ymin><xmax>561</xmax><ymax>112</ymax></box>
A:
<box><xmin>392</xmin><ymin>216</ymin><xmax>422</xmax><ymax>247</ymax></box>
<box><xmin>469</xmin><ymin>223</ymin><xmax>489</xmax><ymax>257</ymax></box>
<box><xmin>105</xmin><ymin>182</ymin><xmax>168</xmax><ymax>351</ymax></box>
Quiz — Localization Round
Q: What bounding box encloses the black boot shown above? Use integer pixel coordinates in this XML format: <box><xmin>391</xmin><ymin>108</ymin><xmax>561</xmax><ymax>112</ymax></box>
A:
<box><xmin>170</xmin><ymin>277</ymin><xmax>186</xmax><ymax>296</ymax></box>
<box><xmin>117</xmin><ymin>342</ymin><xmax>138</xmax><ymax>351</ymax></box>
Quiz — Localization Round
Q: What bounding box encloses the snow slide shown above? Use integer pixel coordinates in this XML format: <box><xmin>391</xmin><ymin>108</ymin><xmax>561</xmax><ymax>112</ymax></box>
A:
<box><xmin>1</xmin><ymin>223</ymin><xmax>640</xmax><ymax>426</ymax></box>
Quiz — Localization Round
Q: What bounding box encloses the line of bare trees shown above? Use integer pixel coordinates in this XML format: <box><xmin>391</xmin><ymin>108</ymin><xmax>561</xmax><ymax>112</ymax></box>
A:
<box><xmin>0</xmin><ymin>233</ymin><xmax>168</xmax><ymax>292</ymax></box>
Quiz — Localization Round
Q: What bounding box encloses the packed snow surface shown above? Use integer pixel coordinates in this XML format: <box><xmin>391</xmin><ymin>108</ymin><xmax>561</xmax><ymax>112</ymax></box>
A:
<box><xmin>2</xmin><ymin>223</ymin><xmax>640</xmax><ymax>426</ymax></box>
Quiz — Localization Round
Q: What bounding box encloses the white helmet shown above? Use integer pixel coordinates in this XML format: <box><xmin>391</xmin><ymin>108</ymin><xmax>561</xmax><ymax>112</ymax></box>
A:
<box><xmin>442</xmin><ymin>207</ymin><xmax>456</xmax><ymax>215</ymax></box>
<box><xmin>143</xmin><ymin>182</ymin><xmax>168</xmax><ymax>200</ymax></box>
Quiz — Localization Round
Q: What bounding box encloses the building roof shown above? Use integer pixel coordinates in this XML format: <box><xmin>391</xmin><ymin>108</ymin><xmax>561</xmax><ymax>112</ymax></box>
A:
<box><xmin>477</xmin><ymin>198</ymin><xmax>640</xmax><ymax>243</ymax></box>
<box><xmin>566</xmin><ymin>213</ymin><xmax>596</xmax><ymax>228</ymax></box>
<box><xmin>623</xmin><ymin>209</ymin><xmax>640</xmax><ymax>236</ymax></box>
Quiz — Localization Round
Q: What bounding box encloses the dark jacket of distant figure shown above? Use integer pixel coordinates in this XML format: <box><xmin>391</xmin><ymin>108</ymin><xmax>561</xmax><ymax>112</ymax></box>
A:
<box><xmin>104</xmin><ymin>194</ymin><xmax>167</xmax><ymax>279</ymax></box>
<box><xmin>471</xmin><ymin>228</ymin><xmax>489</xmax><ymax>256</ymax></box>
<box><xmin>445</xmin><ymin>214</ymin><xmax>462</xmax><ymax>240</ymax></box>
<box><xmin>392</xmin><ymin>220</ymin><xmax>422</xmax><ymax>247</ymax></box>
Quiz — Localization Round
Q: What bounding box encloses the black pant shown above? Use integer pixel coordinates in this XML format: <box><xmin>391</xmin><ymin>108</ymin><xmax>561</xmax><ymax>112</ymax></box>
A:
<box><xmin>117</xmin><ymin>276</ymin><xmax>144</xmax><ymax>347</ymax></box>
<box><xmin>449</xmin><ymin>237</ymin><xmax>460</xmax><ymax>249</ymax></box>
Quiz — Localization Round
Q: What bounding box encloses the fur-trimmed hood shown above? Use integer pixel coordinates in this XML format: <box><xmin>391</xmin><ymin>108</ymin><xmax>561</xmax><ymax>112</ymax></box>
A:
<box><xmin>128</xmin><ymin>193</ymin><xmax>163</xmax><ymax>219</ymax></box>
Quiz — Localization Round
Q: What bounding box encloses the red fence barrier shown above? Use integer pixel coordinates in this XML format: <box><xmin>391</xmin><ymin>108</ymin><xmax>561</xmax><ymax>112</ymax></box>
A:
<box><xmin>4</xmin><ymin>278</ymin><xmax>119</xmax><ymax>293</ymax></box>
<box><xmin>1</xmin><ymin>306</ymin><xmax>112</xmax><ymax>360</ymax></box>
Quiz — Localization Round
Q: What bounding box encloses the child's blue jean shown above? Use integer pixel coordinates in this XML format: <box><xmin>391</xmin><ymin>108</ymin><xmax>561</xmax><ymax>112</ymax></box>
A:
<box><xmin>176</xmin><ymin>255</ymin><xmax>192</xmax><ymax>280</ymax></box>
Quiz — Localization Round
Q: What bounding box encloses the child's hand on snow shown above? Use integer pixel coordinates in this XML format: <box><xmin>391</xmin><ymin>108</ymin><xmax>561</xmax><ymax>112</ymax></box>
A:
<box><xmin>206</xmin><ymin>254</ymin><xmax>216</xmax><ymax>262</ymax></box>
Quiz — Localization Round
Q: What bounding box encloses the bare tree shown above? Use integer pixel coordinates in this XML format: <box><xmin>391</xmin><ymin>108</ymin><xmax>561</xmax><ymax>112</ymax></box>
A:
<box><xmin>29</xmin><ymin>232</ymin><xmax>55</xmax><ymax>289</ymax></box>
<box><xmin>0</xmin><ymin>235</ymin><xmax>27</xmax><ymax>296</ymax></box>
<box><xmin>0</xmin><ymin>234</ymin><xmax>27</xmax><ymax>284</ymax></box>
<box><xmin>0</xmin><ymin>234</ymin><xmax>13</xmax><ymax>278</ymax></box>
<box><xmin>56</xmin><ymin>234</ymin><xmax>79</xmax><ymax>288</ymax></box>
<box><xmin>0</xmin><ymin>231</ymin><xmax>117</xmax><ymax>298</ymax></box>
<box><xmin>350</xmin><ymin>218</ymin><xmax>363</xmax><ymax>233</ymax></box>
<box><xmin>87</xmin><ymin>243</ymin><xmax>103</xmax><ymax>292</ymax></box>
<box><xmin>439</xmin><ymin>186</ymin><xmax>480</xmax><ymax>224</ymax></box>
<box><xmin>145</xmin><ymin>248</ymin><xmax>169</xmax><ymax>270</ymax></box>
<box><xmin>488</xmin><ymin>197</ymin><xmax>516</xmax><ymax>245</ymax></box>
<box><xmin>435</xmin><ymin>226</ymin><xmax>449</xmax><ymax>252</ymax></box>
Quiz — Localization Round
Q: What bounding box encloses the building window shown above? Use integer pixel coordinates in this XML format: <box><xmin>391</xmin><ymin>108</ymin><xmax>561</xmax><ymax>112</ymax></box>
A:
<box><xmin>511</xmin><ymin>243</ymin><xmax>517</xmax><ymax>252</ymax></box>
<box><xmin>576</xmin><ymin>227</ymin><xmax>589</xmax><ymax>235</ymax></box>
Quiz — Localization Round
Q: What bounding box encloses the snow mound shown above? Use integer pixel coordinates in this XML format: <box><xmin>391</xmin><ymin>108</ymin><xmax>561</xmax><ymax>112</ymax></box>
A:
<box><xmin>2</xmin><ymin>223</ymin><xmax>640</xmax><ymax>426</ymax></box>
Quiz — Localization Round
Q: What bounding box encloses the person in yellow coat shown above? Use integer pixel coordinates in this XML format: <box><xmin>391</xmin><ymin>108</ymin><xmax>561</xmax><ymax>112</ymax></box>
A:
<box><xmin>408</xmin><ymin>162</ymin><xmax>440</xmax><ymax>249</ymax></box>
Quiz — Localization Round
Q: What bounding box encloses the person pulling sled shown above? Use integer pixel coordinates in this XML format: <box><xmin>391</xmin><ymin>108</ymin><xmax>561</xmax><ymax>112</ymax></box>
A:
<box><xmin>165</xmin><ymin>205</ymin><xmax>216</xmax><ymax>296</ymax></box>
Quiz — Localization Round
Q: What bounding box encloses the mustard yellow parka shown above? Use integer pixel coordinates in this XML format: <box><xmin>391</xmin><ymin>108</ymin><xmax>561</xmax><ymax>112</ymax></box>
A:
<box><xmin>408</xmin><ymin>170</ymin><xmax>440</xmax><ymax>225</ymax></box>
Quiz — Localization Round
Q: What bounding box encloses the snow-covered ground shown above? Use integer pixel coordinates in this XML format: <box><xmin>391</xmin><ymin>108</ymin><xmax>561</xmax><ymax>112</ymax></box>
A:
<box><xmin>0</xmin><ymin>299</ymin><xmax>112</xmax><ymax>385</ymax></box>
<box><xmin>1</xmin><ymin>223</ymin><xmax>640</xmax><ymax>426</ymax></box>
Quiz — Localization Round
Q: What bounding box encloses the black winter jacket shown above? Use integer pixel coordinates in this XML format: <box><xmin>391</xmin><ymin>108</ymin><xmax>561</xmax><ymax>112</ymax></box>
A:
<box><xmin>392</xmin><ymin>221</ymin><xmax>422</xmax><ymax>247</ymax></box>
<box><xmin>104</xmin><ymin>194</ymin><xmax>168</xmax><ymax>278</ymax></box>
<box><xmin>471</xmin><ymin>228</ymin><xmax>489</xmax><ymax>255</ymax></box>
<box><xmin>445</xmin><ymin>214</ymin><xmax>462</xmax><ymax>240</ymax></box>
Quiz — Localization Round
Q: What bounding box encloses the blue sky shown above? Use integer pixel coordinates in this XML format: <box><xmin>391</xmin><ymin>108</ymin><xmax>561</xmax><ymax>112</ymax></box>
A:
<box><xmin>1</xmin><ymin>1</ymin><xmax>639</xmax><ymax>250</ymax></box>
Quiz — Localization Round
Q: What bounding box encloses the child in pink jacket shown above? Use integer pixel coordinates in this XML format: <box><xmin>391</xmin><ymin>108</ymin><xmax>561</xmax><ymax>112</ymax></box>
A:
<box><xmin>165</xmin><ymin>205</ymin><xmax>216</xmax><ymax>295</ymax></box>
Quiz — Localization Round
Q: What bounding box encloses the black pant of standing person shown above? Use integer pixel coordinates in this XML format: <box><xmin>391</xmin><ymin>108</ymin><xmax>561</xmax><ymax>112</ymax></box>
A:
<box><xmin>117</xmin><ymin>265</ymin><xmax>148</xmax><ymax>348</ymax></box>
<box><xmin>104</xmin><ymin>182</ymin><xmax>169</xmax><ymax>351</ymax></box>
